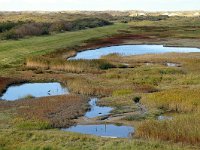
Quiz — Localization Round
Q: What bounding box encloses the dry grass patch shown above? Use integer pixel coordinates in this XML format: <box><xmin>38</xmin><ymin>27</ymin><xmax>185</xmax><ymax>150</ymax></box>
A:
<box><xmin>26</xmin><ymin>56</ymin><xmax>115</xmax><ymax>73</ymax></box>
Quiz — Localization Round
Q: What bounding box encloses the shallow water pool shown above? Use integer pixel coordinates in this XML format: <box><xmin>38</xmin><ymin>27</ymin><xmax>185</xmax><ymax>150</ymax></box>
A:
<box><xmin>69</xmin><ymin>45</ymin><xmax>200</xmax><ymax>60</ymax></box>
<box><xmin>63</xmin><ymin>124</ymin><xmax>134</xmax><ymax>138</ymax></box>
<box><xmin>1</xmin><ymin>82</ymin><xmax>69</xmax><ymax>101</ymax></box>
<box><xmin>85</xmin><ymin>98</ymin><xmax>113</xmax><ymax>118</ymax></box>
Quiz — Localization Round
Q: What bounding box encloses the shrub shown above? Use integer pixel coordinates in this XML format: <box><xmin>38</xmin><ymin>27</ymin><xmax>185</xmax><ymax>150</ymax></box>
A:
<box><xmin>0</xmin><ymin>21</ymin><xmax>24</xmax><ymax>33</ymax></box>
<box><xmin>71</xmin><ymin>18</ymin><xmax>113</xmax><ymax>30</ymax></box>
<box><xmin>49</xmin><ymin>21</ymin><xmax>73</xmax><ymax>32</ymax></box>
<box><xmin>1</xmin><ymin>18</ymin><xmax>112</xmax><ymax>39</ymax></box>
<box><xmin>133</xmin><ymin>96</ymin><xmax>141</xmax><ymax>103</ymax></box>
<box><xmin>3</xmin><ymin>22</ymin><xmax>50</xmax><ymax>39</ymax></box>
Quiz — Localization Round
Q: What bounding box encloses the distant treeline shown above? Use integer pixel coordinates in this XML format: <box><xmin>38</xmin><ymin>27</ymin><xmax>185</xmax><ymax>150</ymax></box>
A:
<box><xmin>0</xmin><ymin>18</ymin><xmax>113</xmax><ymax>40</ymax></box>
<box><xmin>131</xmin><ymin>15</ymin><xmax>169</xmax><ymax>21</ymax></box>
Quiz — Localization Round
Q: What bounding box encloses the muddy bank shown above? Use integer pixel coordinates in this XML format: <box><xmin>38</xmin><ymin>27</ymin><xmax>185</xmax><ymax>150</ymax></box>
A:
<box><xmin>0</xmin><ymin>77</ymin><xmax>26</xmax><ymax>98</ymax></box>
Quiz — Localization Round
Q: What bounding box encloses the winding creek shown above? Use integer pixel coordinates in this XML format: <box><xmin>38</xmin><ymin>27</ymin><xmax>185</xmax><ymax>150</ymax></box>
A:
<box><xmin>85</xmin><ymin>98</ymin><xmax>113</xmax><ymax>118</ymax></box>
<box><xmin>1</xmin><ymin>45</ymin><xmax>199</xmax><ymax>138</ymax></box>
<box><xmin>63</xmin><ymin>97</ymin><xmax>134</xmax><ymax>138</ymax></box>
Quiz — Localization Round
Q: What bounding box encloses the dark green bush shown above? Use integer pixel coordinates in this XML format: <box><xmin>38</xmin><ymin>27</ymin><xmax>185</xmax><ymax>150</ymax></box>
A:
<box><xmin>71</xmin><ymin>18</ymin><xmax>113</xmax><ymax>30</ymax></box>
<box><xmin>0</xmin><ymin>21</ymin><xmax>25</xmax><ymax>33</ymax></box>
<box><xmin>99</xmin><ymin>62</ymin><xmax>115</xmax><ymax>70</ymax></box>
<box><xmin>133</xmin><ymin>96</ymin><xmax>141</xmax><ymax>103</ymax></box>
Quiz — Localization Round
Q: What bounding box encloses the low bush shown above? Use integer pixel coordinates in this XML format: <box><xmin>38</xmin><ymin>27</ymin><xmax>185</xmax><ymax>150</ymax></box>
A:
<box><xmin>2</xmin><ymin>18</ymin><xmax>112</xmax><ymax>39</ymax></box>
<box><xmin>3</xmin><ymin>22</ymin><xmax>50</xmax><ymax>39</ymax></box>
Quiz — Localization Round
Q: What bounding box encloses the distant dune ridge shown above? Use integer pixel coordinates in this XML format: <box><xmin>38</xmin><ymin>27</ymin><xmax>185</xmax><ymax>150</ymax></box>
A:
<box><xmin>0</xmin><ymin>10</ymin><xmax>200</xmax><ymax>17</ymax></box>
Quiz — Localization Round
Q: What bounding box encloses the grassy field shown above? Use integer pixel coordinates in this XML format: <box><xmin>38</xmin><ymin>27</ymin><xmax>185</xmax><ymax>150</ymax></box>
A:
<box><xmin>0</xmin><ymin>23</ymin><xmax>127</xmax><ymax>67</ymax></box>
<box><xmin>0</xmin><ymin>15</ymin><xmax>200</xmax><ymax>149</ymax></box>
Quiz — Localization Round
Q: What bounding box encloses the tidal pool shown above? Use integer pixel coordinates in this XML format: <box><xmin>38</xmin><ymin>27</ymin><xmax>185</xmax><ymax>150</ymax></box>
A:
<box><xmin>85</xmin><ymin>98</ymin><xmax>113</xmax><ymax>118</ymax></box>
<box><xmin>63</xmin><ymin>124</ymin><xmax>134</xmax><ymax>138</ymax></box>
<box><xmin>0</xmin><ymin>82</ymin><xmax>69</xmax><ymax>101</ymax></box>
<box><xmin>69</xmin><ymin>45</ymin><xmax>200</xmax><ymax>60</ymax></box>
<box><xmin>158</xmin><ymin>115</ymin><xmax>173</xmax><ymax>121</ymax></box>
<box><xmin>166</xmin><ymin>62</ymin><xmax>180</xmax><ymax>67</ymax></box>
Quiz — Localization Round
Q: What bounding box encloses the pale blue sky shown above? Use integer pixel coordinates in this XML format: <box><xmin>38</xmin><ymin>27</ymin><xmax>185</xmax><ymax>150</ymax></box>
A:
<box><xmin>1</xmin><ymin>0</ymin><xmax>200</xmax><ymax>11</ymax></box>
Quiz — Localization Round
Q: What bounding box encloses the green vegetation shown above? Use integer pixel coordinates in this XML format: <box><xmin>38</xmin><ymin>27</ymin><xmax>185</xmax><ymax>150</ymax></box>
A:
<box><xmin>0</xmin><ymin>130</ymin><xmax>194</xmax><ymax>150</ymax></box>
<box><xmin>0</xmin><ymin>13</ymin><xmax>200</xmax><ymax>149</ymax></box>
<box><xmin>0</xmin><ymin>23</ymin><xmax>126</xmax><ymax>69</ymax></box>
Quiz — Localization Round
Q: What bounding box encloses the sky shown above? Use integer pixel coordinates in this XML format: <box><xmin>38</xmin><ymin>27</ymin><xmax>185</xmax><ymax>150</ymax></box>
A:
<box><xmin>0</xmin><ymin>0</ymin><xmax>200</xmax><ymax>11</ymax></box>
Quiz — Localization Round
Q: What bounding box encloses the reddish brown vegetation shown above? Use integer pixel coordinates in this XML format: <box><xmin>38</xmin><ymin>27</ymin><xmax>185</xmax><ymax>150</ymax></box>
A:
<box><xmin>133</xmin><ymin>84</ymin><xmax>158</xmax><ymax>93</ymax></box>
<box><xmin>0</xmin><ymin>95</ymin><xmax>88</xmax><ymax>128</ymax></box>
<box><xmin>81</xmin><ymin>34</ymin><xmax>151</xmax><ymax>50</ymax></box>
<box><xmin>46</xmin><ymin>33</ymin><xmax>152</xmax><ymax>59</ymax></box>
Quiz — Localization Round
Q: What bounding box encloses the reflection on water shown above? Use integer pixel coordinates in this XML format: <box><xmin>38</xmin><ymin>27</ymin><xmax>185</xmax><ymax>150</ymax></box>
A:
<box><xmin>62</xmin><ymin>124</ymin><xmax>134</xmax><ymax>138</ymax></box>
<box><xmin>1</xmin><ymin>82</ymin><xmax>69</xmax><ymax>101</ymax></box>
<box><xmin>85</xmin><ymin>98</ymin><xmax>113</xmax><ymax>118</ymax></box>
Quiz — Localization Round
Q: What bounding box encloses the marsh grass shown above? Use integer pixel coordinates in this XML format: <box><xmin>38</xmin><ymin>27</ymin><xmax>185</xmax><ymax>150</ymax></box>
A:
<box><xmin>142</xmin><ymin>88</ymin><xmax>200</xmax><ymax>113</ymax></box>
<box><xmin>0</xmin><ymin>129</ymin><xmax>195</xmax><ymax>150</ymax></box>
<box><xmin>14</xmin><ymin>118</ymin><xmax>51</xmax><ymax>130</ymax></box>
<box><xmin>136</xmin><ymin>113</ymin><xmax>200</xmax><ymax>146</ymax></box>
<box><xmin>67</xmin><ymin>77</ymin><xmax>114</xmax><ymax>96</ymax></box>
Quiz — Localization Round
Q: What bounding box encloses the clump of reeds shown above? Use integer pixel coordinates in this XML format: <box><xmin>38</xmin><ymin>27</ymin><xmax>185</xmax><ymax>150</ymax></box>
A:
<box><xmin>26</xmin><ymin>56</ymin><xmax>115</xmax><ymax>73</ymax></box>
<box><xmin>26</xmin><ymin>56</ymin><xmax>49</xmax><ymax>69</ymax></box>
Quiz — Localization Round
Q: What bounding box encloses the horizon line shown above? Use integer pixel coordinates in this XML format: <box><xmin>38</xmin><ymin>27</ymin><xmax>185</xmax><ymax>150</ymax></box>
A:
<box><xmin>1</xmin><ymin>9</ymin><xmax>200</xmax><ymax>13</ymax></box>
